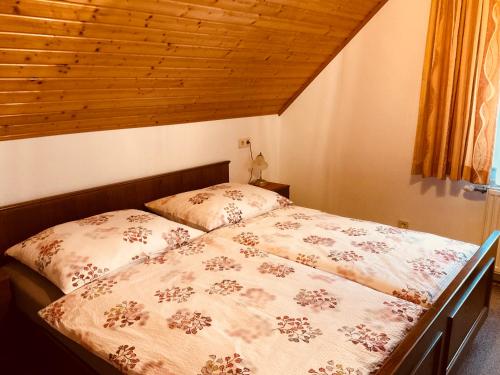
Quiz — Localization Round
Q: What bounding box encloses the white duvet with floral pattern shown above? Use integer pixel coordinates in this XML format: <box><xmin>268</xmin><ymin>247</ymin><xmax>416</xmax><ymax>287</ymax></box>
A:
<box><xmin>39</xmin><ymin>234</ymin><xmax>424</xmax><ymax>375</ymax></box>
<box><xmin>210</xmin><ymin>206</ymin><xmax>478</xmax><ymax>307</ymax></box>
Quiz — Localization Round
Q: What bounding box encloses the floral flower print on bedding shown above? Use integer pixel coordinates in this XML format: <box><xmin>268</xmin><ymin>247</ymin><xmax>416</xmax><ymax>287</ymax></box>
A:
<box><xmin>39</xmin><ymin>233</ymin><xmax>424</xmax><ymax>375</ymax></box>
<box><xmin>276</xmin><ymin>316</ymin><xmax>323</xmax><ymax>343</ymax></box>
<box><xmin>294</xmin><ymin>288</ymin><xmax>338</xmax><ymax>311</ymax></box>
<box><xmin>209</xmin><ymin>205</ymin><xmax>478</xmax><ymax>308</ymax></box>
<box><xmin>35</xmin><ymin>239</ymin><xmax>64</xmax><ymax>273</ymax></box>
<box><xmin>155</xmin><ymin>286</ymin><xmax>195</xmax><ymax>303</ymax></box>
<box><xmin>206</xmin><ymin>280</ymin><xmax>243</xmax><ymax>296</ymax></box>
<box><xmin>81</xmin><ymin>278</ymin><xmax>118</xmax><ymax>300</ymax></box>
<box><xmin>189</xmin><ymin>192</ymin><xmax>214</xmax><ymax>205</ymax></box>
<box><xmin>167</xmin><ymin>309</ymin><xmax>213</xmax><ymax>334</ymax></box>
<box><xmin>308</xmin><ymin>360</ymin><xmax>362</xmax><ymax>375</ymax></box>
<box><xmin>198</xmin><ymin>353</ymin><xmax>250</xmax><ymax>375</ymax></box>
<box><xmin>71</xmin><ymin>263</ymin><xmax>109</xmax><ymax>288</ymax></box>
<box><xmin>39</xmin><ymin>300</ymin><xmax>66</xmax><ymax>326</ymax></box>
<box><xmin>103</xmin><ymin>301</ymin><xmax>149</xmax><ymax>328</ymax></box>
<box><xmin>145</xmin><ymin>182</ymin><xmax>292</xmax><ymax>231</ymax></box>
<box><xmin>5</xmin><ymin>209</ymin><xmax>205</xmax><ymax>293</ymax></box>
<box><xmin>20</xmin><ymin>227</ymin><xmax>55</xmax><ymax>248</ymax></box>
<box><xmin>109</xmin><ymin>345</ymin><xmax>140</xmax><ymax>373</ymax></box>
<box><xmin>338</xmin><ymin>324</ymin><xmax>390</xmax><ymax>353</ymax></box>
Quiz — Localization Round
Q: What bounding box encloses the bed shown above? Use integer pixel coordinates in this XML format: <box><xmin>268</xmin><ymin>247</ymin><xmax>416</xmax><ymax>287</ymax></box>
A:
<box><xmin>0</xmin><ymin>161</ymin><xmax>498</xmax><ymax>375</ymax></box>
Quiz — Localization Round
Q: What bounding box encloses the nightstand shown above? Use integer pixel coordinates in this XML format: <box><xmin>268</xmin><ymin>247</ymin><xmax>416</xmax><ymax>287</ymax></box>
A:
<box><xmin>255</xmin><ymin>182</ymin><xmax>290</xmax><ymax>199</ymax></box>
<box><xmin>0</xmin><ymin>269</ymin><xmax>11</xmax><ymax>324</ymax></box>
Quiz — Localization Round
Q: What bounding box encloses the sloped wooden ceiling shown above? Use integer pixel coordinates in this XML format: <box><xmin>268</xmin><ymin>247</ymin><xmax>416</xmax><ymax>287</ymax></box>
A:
<box><xmin>0</xmin><ymin>0</ymin><xmax>388</xmax><ymax>140</ymax></box>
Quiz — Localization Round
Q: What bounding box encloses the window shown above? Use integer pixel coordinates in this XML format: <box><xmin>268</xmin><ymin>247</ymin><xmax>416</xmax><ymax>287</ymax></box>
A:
<box><xmin>490</xmin><ymin>101</ymin><xmax>500</xmax><ymax>186</ymax></box>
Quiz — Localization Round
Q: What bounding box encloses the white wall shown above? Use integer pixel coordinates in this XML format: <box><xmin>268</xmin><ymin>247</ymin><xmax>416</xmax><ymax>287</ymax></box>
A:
<box><xmin>278</xmin><ymin>0</ymin><xmax>487</xmax><ymax>244</ymax></box>
<box><xmin>0</xmin><ymin>115</ymin><xmax>280</xmax><ymax>206</ymax></box>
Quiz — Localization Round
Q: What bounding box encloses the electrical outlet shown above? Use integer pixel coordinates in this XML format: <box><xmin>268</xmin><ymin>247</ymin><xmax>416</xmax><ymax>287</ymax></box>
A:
<box><xmin>238</xmin><ymin>138</ymin><xmax>251</xmax><ymax>148</ymax></box>
<box><xmin>397</xmin><ymin>220</ymin><xmax>409</xmax><ymax>229</ymax></box>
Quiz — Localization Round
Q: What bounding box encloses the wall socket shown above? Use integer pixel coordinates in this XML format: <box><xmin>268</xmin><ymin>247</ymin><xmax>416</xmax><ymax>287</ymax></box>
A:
<box><xmin>238</xmin><ymin>138</ymin><xmax>251</xmax><ymax>148</ymax></box>
<box><xmin>397</xmin><ymin>220</ymin><xmax>409</xmax><ymax>229</ymax></box>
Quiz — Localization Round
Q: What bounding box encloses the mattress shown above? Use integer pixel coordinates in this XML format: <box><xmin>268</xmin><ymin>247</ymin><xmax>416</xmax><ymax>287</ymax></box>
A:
<box><xmin>2</xmin><ymin>260</ymin><xmax>63</xmax><ymax>321</ymax></box>
<box><xmin>39</xmin><ymin>234</ymin><xmax>424</xmax><ymax>375</ymax></box>
<box><xmin>209</xmin><ymin>205</ymin><xmax>479</xmax><ymax>307</ymax></box>
<box><xmin>2</xmin><ymin>260</ymin><xmax>119</xmax><ymax>375</ymax></box>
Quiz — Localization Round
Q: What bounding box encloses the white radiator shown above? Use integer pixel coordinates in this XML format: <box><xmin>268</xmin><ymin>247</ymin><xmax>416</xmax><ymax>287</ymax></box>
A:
<box><xmin>482</xmin><ymin>189</ymin><xmax>500</xmax><ymax>274</ymax></box>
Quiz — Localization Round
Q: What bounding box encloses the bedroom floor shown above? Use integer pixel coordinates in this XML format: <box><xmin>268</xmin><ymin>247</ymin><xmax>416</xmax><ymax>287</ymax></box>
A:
<box><xmin>455</xmin><ymin>282</ymin><xmax>500</xmax><ymax>375</ymax></box>
<box><xmin>1</xmin><ymin>284</ymin><xmax>499</xmax><ymax>375</ymax></box>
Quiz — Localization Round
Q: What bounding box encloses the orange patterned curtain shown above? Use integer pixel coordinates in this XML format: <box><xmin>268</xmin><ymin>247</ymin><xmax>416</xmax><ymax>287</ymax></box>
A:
<box><xmin>412</xmin><ymin>0</ymin><xmax>500</xmax><ymax>184</ymax></box>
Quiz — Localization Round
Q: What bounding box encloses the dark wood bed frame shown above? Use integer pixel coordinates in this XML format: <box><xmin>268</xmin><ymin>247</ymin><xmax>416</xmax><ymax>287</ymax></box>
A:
<box><xmin>0</xmin><ymin>160</ymin><xmax>497</xmax><ymax>375</ymax></box>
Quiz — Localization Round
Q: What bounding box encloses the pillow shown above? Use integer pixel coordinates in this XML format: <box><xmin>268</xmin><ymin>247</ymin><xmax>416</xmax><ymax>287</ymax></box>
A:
<box><xmin>145</xmin><ymin>182</ymin><xmax>292</xmax><ymax>231</ymax></box>
<box><xmin>5</xmin><ymin>209</ymin><xmax>204</xmax><ymax>293</ymax></box>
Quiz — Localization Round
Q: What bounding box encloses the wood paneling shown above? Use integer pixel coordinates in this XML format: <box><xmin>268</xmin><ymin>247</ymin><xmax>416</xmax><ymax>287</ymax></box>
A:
<box><xmin>0</xmin><ymin>0</ymin><xmax>388</xmax><ymax>140</ymax></box>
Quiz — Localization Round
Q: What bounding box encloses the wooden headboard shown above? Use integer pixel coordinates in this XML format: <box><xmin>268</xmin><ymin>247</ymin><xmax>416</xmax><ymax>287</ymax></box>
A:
<box><xmin>0</xmin><ymin>161</ymin><xmax>230</xmax><ymax>254</ymax></box>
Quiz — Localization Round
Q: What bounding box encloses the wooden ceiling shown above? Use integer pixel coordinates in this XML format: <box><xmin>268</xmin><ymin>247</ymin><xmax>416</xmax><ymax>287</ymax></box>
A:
<box><xmin>0</xmin><ymin>0</ymin><xmax>388</xmax><ymax>140</ymax></box>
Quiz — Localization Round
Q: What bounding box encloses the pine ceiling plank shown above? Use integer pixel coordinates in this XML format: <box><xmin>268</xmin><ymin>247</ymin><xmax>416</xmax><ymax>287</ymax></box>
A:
<box><xmin>0</xmin><ymin>14</ymin><xmax>242</xmax><ymax>49</ymax></box>
<box><xmin>1</xmin><ymin>104</ymin><xmax>283</xmax><ymax>140</ymax></box>
<box><xmin>0</xmin><ymin>77</ymin><xmax>304</xmax><ymax>91</ymax></box>
<box><xmin>0</xmin><ymin>100</ymin><xmax>286</xmax><ymax>126</ymax></box>
<box><xmin>0</xmin><ymin>0</ymin><xmax>388</xmax><ymax>140</ymax></box>
<box><xmin>0</xmin><ymin>64</ymin><xmax>315</xmax><ymax>80</ymax></box>
<box><xmin>62</xmin><ymin>0</ymin><xmax>359</xmax><ymax>33</ymax></box>
<box><xmin>0</xmin><ymin>33</ymin><xmax>327</xmax><ymax>63</ymax></box>
<box><xmin>0</xmin><ymin>14</ymin><xmax>342</xmax><ymax>54</ymax></box>
<box><xmin>0</xmin><ymin>14</ymin><xmax>345</xmax><ymax>54</ymax></box>
<box><xmin>1</xmin><ymin>0</ymin><xmax>341</xmax><ymax>45</ymax></box>
<box><xmin>0</xmin><ymin>93</ymin><xmax>291</xmax><ymax>115</ymax></box>
<box><xmin>2</xmin><ymin>14</ymin><xmax>336</xmax><ymax>56</ymax></box>
<box><xmin>0</xmin><ymin>85</ymin><xmax>297</xmax><ymax>104</ymax></box>
<box><xmin>174</xmin><ymin>0</ymin><xmax>365</xmax><ymax>24</ymax></box>
<box><xmin>266</xmin><ymin>0</ymin><xmax>380</xmax><ymax>15</ymax></box>
<box><xmin>64</xmin><ymin>0</ymin><xmax>262</xmax><ymax>26</ymax></box>
<box><xmin>0</xmin><ymin>49</ymin><xmax>319</xmax><ymax>71</ymax></box>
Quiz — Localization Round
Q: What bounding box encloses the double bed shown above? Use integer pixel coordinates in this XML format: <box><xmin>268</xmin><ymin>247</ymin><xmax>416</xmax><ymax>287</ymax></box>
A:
<box><xmin>0</xmin><ymin>161</ymin><xmax>498</xmax><ymax>375</ymax></box>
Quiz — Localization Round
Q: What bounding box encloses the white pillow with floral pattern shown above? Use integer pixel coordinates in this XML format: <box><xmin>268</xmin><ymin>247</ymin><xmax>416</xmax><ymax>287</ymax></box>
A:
<box><xmin>145</xmin><ymin>183</ymin><xmax>292</xmax><ymax>231</ymax></box>
<box><xmin>5</xmin><ymin>209</ymin><xmax>205</xmax><ymax>293</ymax></box>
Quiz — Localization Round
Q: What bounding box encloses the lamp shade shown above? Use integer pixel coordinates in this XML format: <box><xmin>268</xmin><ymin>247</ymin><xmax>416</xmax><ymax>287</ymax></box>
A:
<box><xmin>252</xmin><ymin>153</ymin><xmax>268</xmax><ymax>171</ymax></box>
